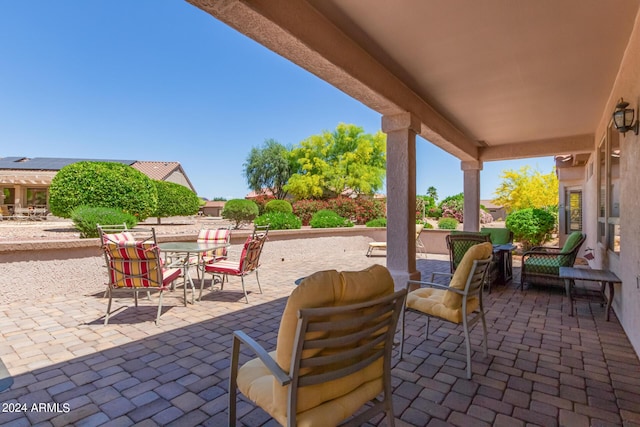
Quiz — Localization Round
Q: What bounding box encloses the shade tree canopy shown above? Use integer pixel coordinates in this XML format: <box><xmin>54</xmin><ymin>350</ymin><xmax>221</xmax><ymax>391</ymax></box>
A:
<box><xmin>243</xmin><ymin>139</ymin><xmax>295</xmax><ymax>200</ymax></box>
<box><xmin>284</xmin><ymin>123</ymin><xmax>386</xmax><ymax>200</ymax></box>
<box><xmin>493</xmin><ymin>166</ymin><xmax>558</xmax><ymax>214</ymax></box>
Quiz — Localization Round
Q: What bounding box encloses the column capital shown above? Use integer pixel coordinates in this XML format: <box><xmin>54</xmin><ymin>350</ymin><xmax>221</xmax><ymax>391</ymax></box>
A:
<box><xmin>461</xmin><ymin>160</ymin><xmax>483</xmax><ymax>171</ymax></box>
<box><xmin>381</xmin><ymin>112</ymin><xmax>421</xmax><ymax>133</ymax></box>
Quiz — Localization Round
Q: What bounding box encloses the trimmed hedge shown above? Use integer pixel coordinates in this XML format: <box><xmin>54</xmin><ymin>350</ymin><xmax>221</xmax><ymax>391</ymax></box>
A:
<box><xmin>153</xmin><ymin>180</ymin><xmax>200</xmax><ymax>222</ymax></box>
<box><xmin>310</xmin><ymin>210</ymin><xmax>354</xmax><ymax>228</ymax></box>
<box><xmin>222</xmin><ymin>199</ymin><xmax>259</xmax><ymax>229</ymax></box>
<box><xmin>366</xmin><ymin>218</ymin><xmax>387</xmax><ymax>227</ymax></box>
<box><xmin>264</xmin><ymin>199</ymin><xmax>293</xmax><ymax>214</ymax></box>
<box><xmin>71</xmin><ymin>206</ymin><xmax>138</xmax><ymax>238</ymax></box>
<box><xmin>438</xmin><ymin>217</ymin><xmax>459</xmax><ymax>230</ymax></box>
<box><xmin>49</xmin><ymin>161</ymin><xmax>157</xmax><ymax>220</ymax></box>
<box><xmin>254</xmin><ymin>212</ymin><xmax>301</xmax><ymax>230</ymax></box>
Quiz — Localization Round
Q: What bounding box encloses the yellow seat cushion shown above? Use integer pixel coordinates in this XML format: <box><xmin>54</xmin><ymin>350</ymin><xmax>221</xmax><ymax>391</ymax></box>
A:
<box><xmin>237</xmin><ymin>264</ymin><xmax>394</xmax><ymax>426</ymax></box>
<box><xmin>407</xmin><ymin>287</ymin><xmax>479</xmax><ymax>323</ymax></box>
<box><xmin>442</xmin><ymin>242</ymin><xmax>492</xmax><ymax>309</ymax></box>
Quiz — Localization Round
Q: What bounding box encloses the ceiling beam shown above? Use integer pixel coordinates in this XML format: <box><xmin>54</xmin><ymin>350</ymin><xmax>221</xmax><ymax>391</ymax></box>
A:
<box><xmin>187</xmin><ymin>0</ymin><xmax>479</xmax><ymax>161</ymax></box>
<box><xmin>479</xmin><ymin>134</ymin><xmax>594</xmax><ymax>162</ymax></box>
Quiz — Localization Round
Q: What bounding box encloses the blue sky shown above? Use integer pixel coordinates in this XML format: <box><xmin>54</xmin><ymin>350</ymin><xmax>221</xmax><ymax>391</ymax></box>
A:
<box><xmin>0</xmin><ymin>1</ymin><xmax>554</xmax><ymax>201</ymax></box>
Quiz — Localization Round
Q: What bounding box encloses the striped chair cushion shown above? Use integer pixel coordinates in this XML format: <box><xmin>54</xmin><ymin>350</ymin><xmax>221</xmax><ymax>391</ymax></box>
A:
<box><xmin>197</xmin><ymin>228</ymin><xmax>230</xmax><ymax>259</ymax></box>
<box><xmin>102</xmin><ymin>231</ymin><xmax>136</xmax><ymax>245</ymax></box>
<box><xmin>105</xmin><ymin>241</ymin><xmax>178</xmax><ymax>289</ymax></box>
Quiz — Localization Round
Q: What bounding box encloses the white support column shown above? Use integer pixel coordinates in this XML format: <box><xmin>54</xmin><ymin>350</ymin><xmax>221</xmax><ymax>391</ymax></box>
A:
<box><xmin>461</xmin><ymin>160</ymin><xmax>482</xmax><ymax>232</ymax></box>
<box><xmin>382</xmin><ymin>112</ymin><xmax>421</xmax><ymax>289</ymax></box>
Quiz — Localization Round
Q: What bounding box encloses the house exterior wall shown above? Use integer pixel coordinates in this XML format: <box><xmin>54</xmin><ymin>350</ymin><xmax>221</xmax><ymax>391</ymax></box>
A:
<box><xmin>164</xmin><ymin>170</ymin><xmax>193</xmax><ymax>190</ymax></box>
<box><xmin>579</xmin><ymin>11</ymin><xmax>640</xmax><ymax>354</ymax></box>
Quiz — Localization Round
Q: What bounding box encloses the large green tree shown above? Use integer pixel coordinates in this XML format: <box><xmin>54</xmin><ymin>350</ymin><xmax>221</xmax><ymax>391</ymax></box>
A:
<box><xmin>284</xmin><ymin>123</ymin><xmax>386</xmax><ymax>199</ymax></box>
<box><xmin>49</xmin><ymin>161</ymin><xmax>157</xmax><ymax>219</ymax></box>
<box><xmin>493</xmin><ymin>166</ymin><xmax>558</xmax><ymax>214</ymax></box>
<box><xmin>243</xmin><ymin>139</ymin><xmax>294</xmax><ymax>200</ymax></box>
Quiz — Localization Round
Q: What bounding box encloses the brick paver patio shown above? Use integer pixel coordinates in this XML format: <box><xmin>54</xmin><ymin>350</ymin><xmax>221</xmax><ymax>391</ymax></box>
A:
<box><xmin>1</xmin><ymin>239</ymin><xmax>639</xmax><ymax>426</ymax></box>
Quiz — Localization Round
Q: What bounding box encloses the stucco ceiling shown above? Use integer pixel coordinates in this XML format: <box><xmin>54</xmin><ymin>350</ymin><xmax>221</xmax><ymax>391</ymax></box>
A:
<box><xmin>189</xmin><ymin>0</ymin><xmax>640</xmax><ymax>160</ymax></box>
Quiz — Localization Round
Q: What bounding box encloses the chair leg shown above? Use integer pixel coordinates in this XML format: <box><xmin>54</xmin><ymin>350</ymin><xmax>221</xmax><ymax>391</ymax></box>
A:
<box><xmin>104</xmin><ymin>288</ymin><xmax>113</xmax><ymax>326</ymax></box>
<box><xmin>480</xmin><ymin>311</ymin><xmax>488</xmax><ymax>358</ymax></box>
<box><xmin>399</xmin><ymin>307</ymin><xmax>406</xmax><ymax>358</ymax></box>
<box><xmin>155</xmin><ymin>291</ymin><xmax>164</xmax><ymax>325</ymax></box>
<box><xmin>134</xmin><ymin>289</ymin><xmax>139</xmax><ymax>307</ymax></box>
<box><xmin>462</xmin><ymin>315</ymin><xmax>472</xmax><ymax>380</ymax></box>
<box><xmin>229</xmin><ymin>336</ymin><xmax>241</xmax><ymax>427</ymax></box>
<box><xmin>240</xmin><ymin>276</ymin><xmax>249</xmax><ymax>304</ymax></box>
<box><xmin>255</xmin><ymin>270</ymin><xmax>263</xmax><ymax>294</ymax></box>
<box><xmin>198</xmin><ymin>270</ymin><xmax>207</xmax><ymax>301</ymax></box>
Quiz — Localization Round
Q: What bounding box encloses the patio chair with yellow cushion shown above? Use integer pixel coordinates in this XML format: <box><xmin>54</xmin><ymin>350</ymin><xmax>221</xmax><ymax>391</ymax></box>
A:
<box><xmin>101</xmin><ymin>228</ymin><xmax>181</xmax><ymax>325</ymax></box>
<box><xmin>521</xmin><ymin>231</ymin><xmax>586</xmax><ymax>290</ymax></box>
<box><xmin>400</xmin><ymin>242</ymin><xmax>493</xmax><ymax>379</ymax></box>
<box><xmin>228</xmin><ymin>265</ymin><xmax>407</xmax><ymax>427</ymax></box>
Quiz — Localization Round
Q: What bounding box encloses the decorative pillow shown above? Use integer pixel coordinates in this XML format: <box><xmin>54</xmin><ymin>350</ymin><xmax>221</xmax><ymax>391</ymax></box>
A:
<box><xmin>442</xmin><ymin>242</ymin><xmax>492</xmax><ymax>309</ymax></box>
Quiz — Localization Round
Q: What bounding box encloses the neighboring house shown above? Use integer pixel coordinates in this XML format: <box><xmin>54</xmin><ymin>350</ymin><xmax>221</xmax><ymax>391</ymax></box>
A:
<box><xmin>0</xmin><ymin>157</ymin><xmax>196</xmax><ymax>214</ymax></box>
<box><xmin>200</xmin><ymin>200</ymin><xmax>225</xmax><ymax>217</ymax></box>
<box><xmin>480</xmin><ymin>200</ymin><xmax>506</xmax><ymax>221</ymax></box>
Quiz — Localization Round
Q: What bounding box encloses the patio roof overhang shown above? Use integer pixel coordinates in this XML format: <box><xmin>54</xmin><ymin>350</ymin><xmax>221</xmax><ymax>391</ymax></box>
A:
<box><xmin>187</xmin><ymin>0</ymin><xmax>640</xmax><ymax>162</ymax></box>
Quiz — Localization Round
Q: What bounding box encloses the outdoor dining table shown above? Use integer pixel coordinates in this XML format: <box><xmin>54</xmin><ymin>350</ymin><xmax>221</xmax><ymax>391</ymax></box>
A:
<box><xmin>158</xmin><ymin>241</ymin><xmax>230</xmax><ymax>304</ymax></box>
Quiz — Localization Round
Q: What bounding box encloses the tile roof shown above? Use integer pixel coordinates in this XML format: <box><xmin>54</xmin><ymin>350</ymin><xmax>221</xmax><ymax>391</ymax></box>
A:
<box><xmin>130</xmin><ymin>161</ymin><xmax>181</xmax><ymax>181</ymax></box>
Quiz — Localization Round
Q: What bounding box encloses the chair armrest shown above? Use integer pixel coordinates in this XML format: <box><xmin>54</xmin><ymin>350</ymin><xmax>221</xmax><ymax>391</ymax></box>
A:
<box><xmin>407</xmin><ymin>279</ymin><xmax>452</xmax><ymax>292</ymax></box>
<box><xmin>429</xmin><ymin>271</ymin><xmax>453</xmax><ymax>282</ymax></box>
<box><xmin>529</xmin><ymin>246</ymin><xmax>561</xmax><ymax>253</ymax></box>
<box><xmin>232</xmin><ymin>330</ymin><xmax>291</xmax><ymax>386</ymax></box>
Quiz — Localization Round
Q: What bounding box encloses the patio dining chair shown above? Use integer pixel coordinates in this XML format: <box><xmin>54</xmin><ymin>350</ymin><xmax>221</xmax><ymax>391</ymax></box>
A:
<box><xmin>201</xmin><ymin>230</ymin><xmax>268</xmax><ymax>303</ymax></box>
<box><xmin>191</xmin><ymin>226</ymin><xmax>231</xmax><ymax>281</ymax></box>
<box><xmin>400</xmin><ymin>242</ymin><xmax>493</xmax><ymax>379</ymax></box>
<box><xmin>229</xmin><ymin>265</ymin><xmax>406</xmax><ymax>426</ymax></box>
<box><xmin>100</xmin><ymin>228</ymin><xmax>181</xmax><ymax>325</ymax></box>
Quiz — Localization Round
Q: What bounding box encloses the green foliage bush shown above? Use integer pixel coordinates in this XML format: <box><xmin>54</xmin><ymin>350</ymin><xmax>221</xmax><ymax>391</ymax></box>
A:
<box><xmin>49</xmin><ymin>161</ymin><xmax>157</xmax><ymax>220</ymax></box>
<box><xmin>427</xmin><ymin>207</ymin><xmax>443</xmax><ymax>219</ymax></box>
<box><xmin>310</xmin><ymin>210</ymin><xmax>354</xmax><ymax>228</ymax></box>
<box><xmin>222</xmin><ymin>199</ymin><xmax>259</xmax><ymax>229</ymax></box>
<box><xmin>71</xmin><ymin>206</ymin><xmax>138</xmax><ymax>238</ymax></box>
<box><xmin>438</xmin><ymin>217</ymin><xmax>459</xmax><ymax>230</ymax></box>
<box><xmin>251</xmin><ymin>195</ymin><xmax>274</xmax><ymax>215</ymax></box>
<box><xmin>439</xmin><ymin>193</ymin><xmax>464</xmax><ymax>222</ymax></box>
<box><xmin>292</xmin><ymin>199</ymin><xmax>328</xmax><ymax>226</ymax></box>
<box><xmin>424</xmin><ymin>222</ymin><xmax>434</xmax><ymax>229</ymax></box>
<box><xmin>505</xmin><ymin>208</ymin><xmax>556</xmax><ymax>249</ymax></box>
<box><xmin>293</xmin><ymin>197</ymin><xmax>386</xmax><ymax>226</ymax></box>
<box><xmin>153</xmin><ymin>180</ymin><xmax>200</xmax><ymax>222</ymax></box>
<box><xmin>366</xmin><ymin>218</ymin><xmax>387</xmax><ymax>227</ymax></box>
<box><xmin>264</xmin><ymin>199</ymin><xmax>293</xmax><ymax>214</ymax></box>
<box><xmin>254</xmin><ymin>212</ymin><xmax>301</xmax><ymax>230</ymax></box>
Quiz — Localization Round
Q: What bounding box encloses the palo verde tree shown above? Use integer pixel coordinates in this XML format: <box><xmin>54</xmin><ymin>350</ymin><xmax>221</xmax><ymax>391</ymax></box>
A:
<box><xmin>284</xmin><ymin>123</ymin><xmax>386</xmax><ymax>199</ymax></box>
<box><xmin>493</xmin><ymin>166</ymin><xmax>558</xmax><ymax>214</ymax></box>
<box><xmin>49</xmin><ymin>161</ymin><xmax>157</xmax><ymax>220</ymax></box>
<box><xmin>243</xmin><ymin>139</ymin><xmax>295</xmax><ymax>199</ymax></box>
<box><xmin>152</xmin><ymin>180</ymin><xmax>200</xmax><ymax>224</ymax></box>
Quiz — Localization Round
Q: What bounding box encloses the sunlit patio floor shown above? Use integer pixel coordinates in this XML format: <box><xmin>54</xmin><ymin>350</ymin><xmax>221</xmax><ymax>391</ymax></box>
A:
<box><xmin>1</xmin><ymin>241</ymin><xmax>639</xmax><ymax>426</ymax></box>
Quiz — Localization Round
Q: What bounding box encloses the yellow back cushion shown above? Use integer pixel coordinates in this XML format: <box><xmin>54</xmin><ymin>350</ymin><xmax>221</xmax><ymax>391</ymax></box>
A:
<box><xmin>442</xmin><ymin>242</ymin><xmax>492</xmax><ymax>309</ymax></box>
<box><xmin>274</xmin><ymin>264</ymin><xmax>394</xmax><ymax>414</ymax></box>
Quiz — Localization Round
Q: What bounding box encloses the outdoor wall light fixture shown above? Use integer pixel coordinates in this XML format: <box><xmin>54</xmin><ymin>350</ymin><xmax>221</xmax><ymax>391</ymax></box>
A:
<box><xmin>612</xmin><ymin>98</ymin><xmax>639</xmax><ymax>135</ymax></box>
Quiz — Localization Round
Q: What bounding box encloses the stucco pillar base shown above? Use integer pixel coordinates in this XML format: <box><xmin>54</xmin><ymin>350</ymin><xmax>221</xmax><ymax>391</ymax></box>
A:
<box><xmin>389</xmin><ymin>269</ymin><xmax>422</xmax><ymax>291</ymax></box>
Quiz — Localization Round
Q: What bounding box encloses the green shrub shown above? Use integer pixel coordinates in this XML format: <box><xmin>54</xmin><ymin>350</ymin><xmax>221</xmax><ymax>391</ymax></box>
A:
<box><xmin>438</xmin><ymin>217</ymin><xmax>459</xmax><ymax>230</ymax></box>
<box><xmin>505</xmin><ymin>208</ymin><xmax>556</xmax><ymax>249</ymax></box>
<box><xmin>310</xmin><ymin>210</ymin><xmax>354</xmax><ymax>228</ymax></box>
<box><xmin>49</xmin><ymin>161</ymin><xmax>157</xmax><ymax>220</ymax></box>
<box><xmin>427</xmin><ymin>207</ymin><xmax>443</xmax><ymax>219</ymax></box>
<box><xmin>366</xmin><ymin>218</ymin><xmax>387</xmax><ymax>227</ymax></box>
<box><xmin>254</xmin><ymin>212</ymin><xmax>301</xmax><ymax>230</ymax></box>
<box><xmin>222</xmin><ymin>199</ymin><xmax>259</xmax><ymax>229</ymax></box>
<box><xmin>292</xmin><ymin>199</ymin><xmax>328</xmax><ymax>226</ymax></box>
<box><xmin>423</xmin><ymin>222</ymin><xmax>434</xmax><ymax>229</ymax></box>
<box><xmin>71</xmin><ymin>206</ymin><xmax>138</xmax><ymax>238</ymax></box>
<box><xmin>153</xmin><ymin>180</ymin><xmax>200</xmax><ymax>223</ymax></box>
<box><xmin>264</xmin><ymin>199</ymin><xmax>293</xmax><ymax>214</ymax></box>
